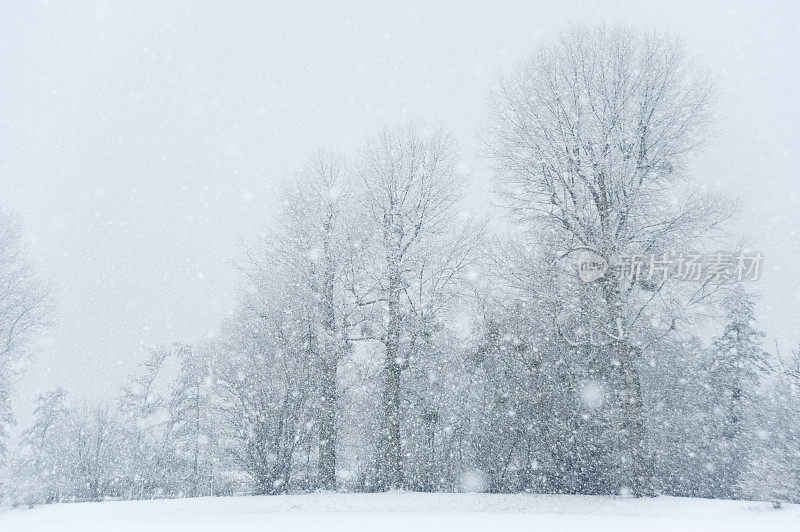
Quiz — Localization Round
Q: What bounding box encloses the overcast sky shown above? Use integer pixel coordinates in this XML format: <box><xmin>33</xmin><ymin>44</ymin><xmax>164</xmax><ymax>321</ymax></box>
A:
<box><xmin>2</xmin><ymin>0</ymin><xmax>798</xmax><ymax>423</ymax></box>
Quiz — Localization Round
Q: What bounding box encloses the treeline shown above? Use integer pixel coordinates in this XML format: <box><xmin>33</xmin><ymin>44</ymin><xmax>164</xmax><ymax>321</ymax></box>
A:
<box><xmin>2</xmin><ymin>25</ymin><xmax>800</xmax><ymax>506</ymax></box>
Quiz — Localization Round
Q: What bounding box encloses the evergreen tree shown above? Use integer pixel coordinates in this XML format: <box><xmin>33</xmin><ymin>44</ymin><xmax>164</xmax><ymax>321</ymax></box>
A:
<box><xmin>708</xmin><ymin>286</ymin><xmax>767</xmax><ymax>498</ymax></box>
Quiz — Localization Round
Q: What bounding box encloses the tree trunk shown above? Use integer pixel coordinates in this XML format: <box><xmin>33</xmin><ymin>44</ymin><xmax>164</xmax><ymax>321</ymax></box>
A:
<box><xmin>620</xmin><ymin>344</ymin><xmax>653</xmax><ymax>497</ymax></box>
<box><xmin>604</xmin><ymin>278</ymin><xmax>653</xmax><ymax>497</ymax></box>
<box><xmin>383</xmin><ymin>356</ymin><xmax>403</xmax><ymax>490</ymax></box>
<box><xmin>379</xmin><ymin>267</ymin><xmax>404</xmax><ymax>491</ymax></box>
<box><xmin>318</xmin><ymin>359</ymin><xmax>337</xmax><ymax>490</ymax></box>
<box><xmin>317</xmin><ymin>224</ymin><xmax>338</xmax><ymax>490</ymax></box>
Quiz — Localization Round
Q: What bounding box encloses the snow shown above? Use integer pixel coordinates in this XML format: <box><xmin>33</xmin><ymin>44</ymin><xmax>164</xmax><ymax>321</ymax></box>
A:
<box><xmin>1</xmin><ymin>493</ymin><xmax>797</xmax><ymax>531</ymax></box>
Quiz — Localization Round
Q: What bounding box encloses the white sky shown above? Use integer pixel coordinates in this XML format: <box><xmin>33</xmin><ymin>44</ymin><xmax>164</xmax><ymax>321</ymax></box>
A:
<box><xmin>2</xmin><ymin>0</ymin><xmax>798</xmax><ymax>424</ymax></box>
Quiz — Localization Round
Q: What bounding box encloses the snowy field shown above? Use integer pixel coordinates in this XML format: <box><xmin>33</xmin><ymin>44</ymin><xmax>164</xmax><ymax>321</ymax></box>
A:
<box><xmin>1</xmin><ymin>493</ymin><xmax>797</xmax><ymax>531</ymax></box>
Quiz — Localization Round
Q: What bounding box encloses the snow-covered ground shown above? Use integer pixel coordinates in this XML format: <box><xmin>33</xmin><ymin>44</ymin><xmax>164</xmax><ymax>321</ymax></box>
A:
<box><xmin>1</xmin><ymin>492</ymin><xmax>797</xmax><ymax>531</ymax></box>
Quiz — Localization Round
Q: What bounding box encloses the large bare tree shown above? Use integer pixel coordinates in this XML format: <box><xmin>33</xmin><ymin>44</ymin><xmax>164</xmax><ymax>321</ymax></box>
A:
<box><xmin>269</xmin><ymin>151</ymin><xmax>357</xmax><ymax>490</ymax></box>
<box><xmin>487</xmin><ymin>25</ymin><xmax>729</xmax><ymax>496</ymax></box>
<box><xmin>356</xmin><ymin>124</ymin><xmax>478</xmax><ymax>490</ymax></box>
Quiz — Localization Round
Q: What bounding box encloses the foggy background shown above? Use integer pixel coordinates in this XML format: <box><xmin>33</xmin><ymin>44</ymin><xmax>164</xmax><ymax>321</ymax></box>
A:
<box><xmin>1</xmin><ymin>0</ymin><xmax>798</xmax><ymax>425</ymax></box>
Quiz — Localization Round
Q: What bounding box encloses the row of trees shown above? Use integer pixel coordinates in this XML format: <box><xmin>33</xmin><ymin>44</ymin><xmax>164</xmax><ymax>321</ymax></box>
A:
<box><xmin>6</xmin><ymin>287</ymin><xmax>796</xmax><ymax>504</ymax></box>
<box><xmin>1</xmin><ymin>25</ymin><xmax>798</xmax><ymax>505</ymax></box>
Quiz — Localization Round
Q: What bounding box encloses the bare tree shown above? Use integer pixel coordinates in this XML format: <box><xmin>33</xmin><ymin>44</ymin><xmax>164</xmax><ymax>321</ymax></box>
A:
<box><xmin>487</xmin><ymin>25</ymin><xmax>729</xmax><ymax>496</ymax></box>
<box><xmin>118</xmin><ymin>345</ymin><xmax>170</xmax><ymax>417</ymax></box>
<box><xmin>267</xmin><ymin>151</ymin><xmax>356</xmax><ymax>490</ymax></box>
<box><xmin>14</xmin><ymin>393</ymin><xmax>127</xmax><ymax>504</ymax></box>
<box><xmin>0</xmin><ymin>211</ymin><xmax>51</xmax><ymax>458</ymax></box>
<box><xmin>168</xmin><ymin>343</ymin><xmax>216</xmax><ymax>497</ymax></box>
<box><xmin>355</xmin><ymin>123</ymin><xmax>479</xmax><ymax>490</ymax></box>
<box><xmin>215</xmin><ymin>264</ymin><xmax>315</xmax><ymax>495</ymax></box>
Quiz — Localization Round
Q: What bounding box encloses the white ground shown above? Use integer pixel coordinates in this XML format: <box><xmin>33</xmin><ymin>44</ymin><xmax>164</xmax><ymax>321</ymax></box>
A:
<box><xmin>1</xmin><ymin>492</ymin><xmax>798</xmax><ymax>531</ymax></box>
